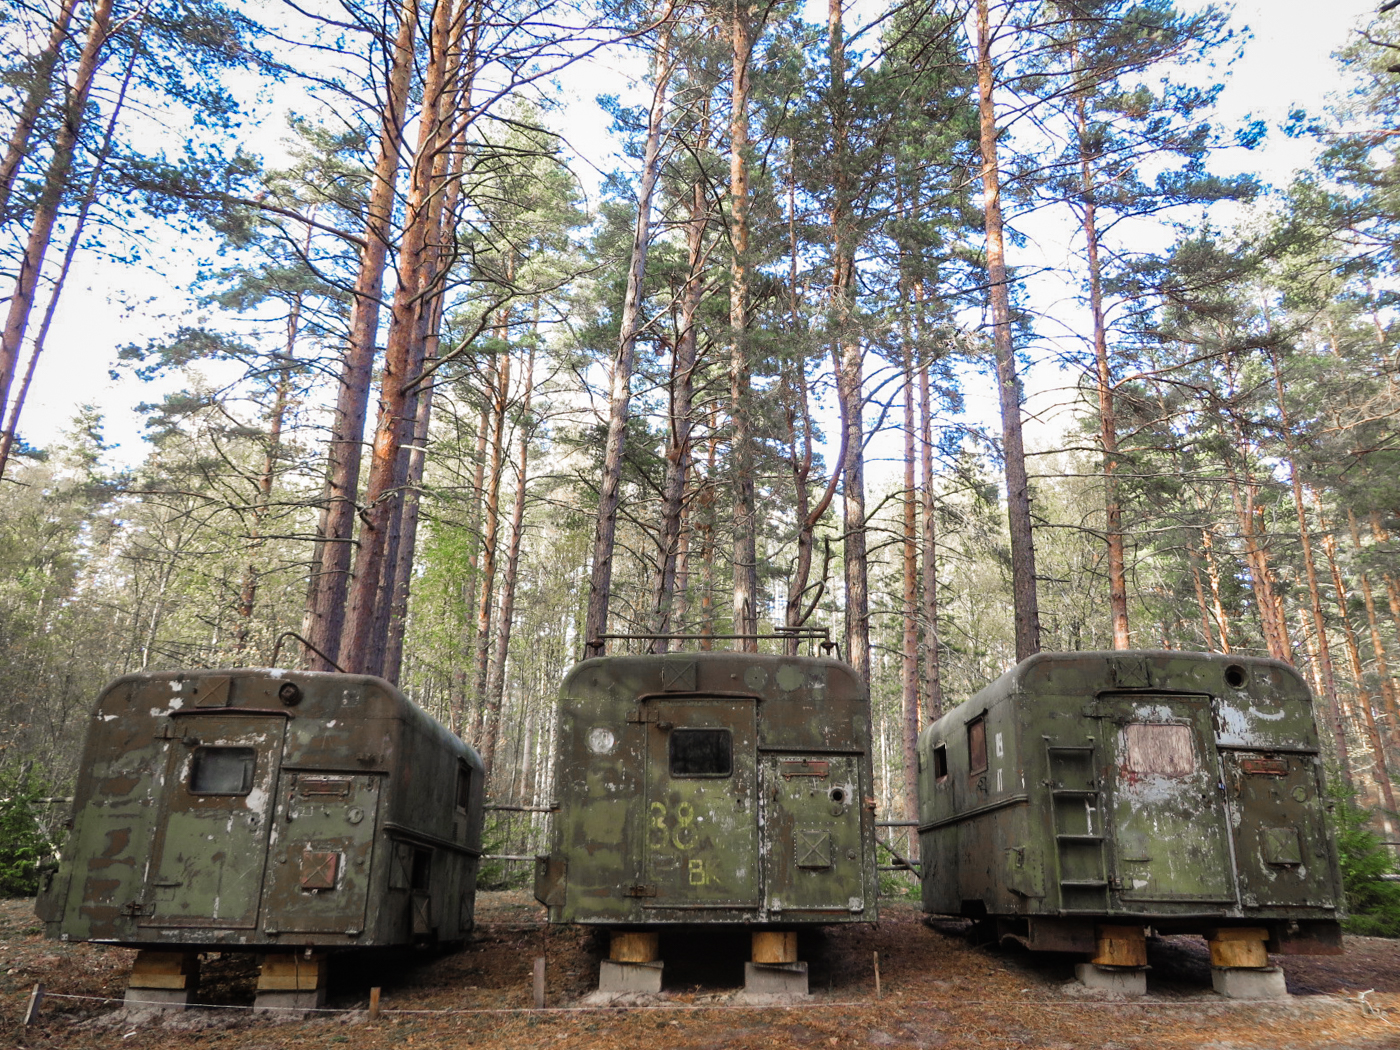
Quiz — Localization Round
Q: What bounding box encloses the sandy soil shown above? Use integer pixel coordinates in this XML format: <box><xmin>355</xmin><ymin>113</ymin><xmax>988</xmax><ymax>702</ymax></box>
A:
<box><xmin>2</xmin><ymin>891</ymin><xmax>1396</xmax><ymax>1049</ymax></box>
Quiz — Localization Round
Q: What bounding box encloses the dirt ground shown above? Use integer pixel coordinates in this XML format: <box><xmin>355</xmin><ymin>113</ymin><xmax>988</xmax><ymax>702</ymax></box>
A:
<box><xmin>2</xmin><ymin>891</ymin><xmax>1396</xmax><ymax>1049</ymax></box>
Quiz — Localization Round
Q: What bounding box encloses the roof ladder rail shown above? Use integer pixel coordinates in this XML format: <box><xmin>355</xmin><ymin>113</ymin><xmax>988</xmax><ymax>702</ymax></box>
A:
<box><xmin>1044</xmin><ymin>737</ymin><xmax>1110</xmax><ymax>911</ymax></box>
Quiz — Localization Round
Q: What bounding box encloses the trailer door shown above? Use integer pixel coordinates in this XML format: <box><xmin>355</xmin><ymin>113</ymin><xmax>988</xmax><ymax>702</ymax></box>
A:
<box><xmin>760</xmin><ymin>751</ymin><xmax>867</xmax><ymax>917</ymax></box>
<box><xmin>260</xmin><ymin>771</ymin><xmax>383</xmax><ymax>936</ymax></box>
<box><xmin>643</xmin><ymin>698</ymin><xmax>759</xmax><ymax>910</ymax></box>
<box><xmin>1103</xmin><ymin>695</ymin><xmax>1236</xmax><ymax>904</ymax></box>
<box><xmin>1221</xmin><ymin>751</ymin><xmax>1338</xmax><ymax>910</ymax></box>
<box><xmin>139</xmin><ymin>712</ymin><xmax>285</xmax><ymax>929</ymax></box>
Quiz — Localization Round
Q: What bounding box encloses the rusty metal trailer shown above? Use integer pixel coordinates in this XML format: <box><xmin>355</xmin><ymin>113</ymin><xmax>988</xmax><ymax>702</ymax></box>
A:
<box><xmin>916</xmin><ymin>651</ymin><xmax>1343</xmax><ymax>991</ymax></box>
<box><xmin>535</xmin><ymin>648</ymin><xmax>878</xmax><ymax>995</ymax></box>
<box><xmin>36</xmin><ymin>668</ymin><xmax>485</xmax><ymax>1008</ymax></box>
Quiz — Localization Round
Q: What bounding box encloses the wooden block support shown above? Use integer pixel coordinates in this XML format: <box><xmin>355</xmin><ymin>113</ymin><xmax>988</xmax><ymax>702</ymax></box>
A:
<box><xmin>257</xmin><ymin>953</ymin><xmax>328</xmax><ymax>992</ymax></box>
<box><xmin>1091</xmin><ymin>925</ymin><xmax>1147</xmax><ymax>968</ymax></box>
<box><xmin>753</xmin><ymin>931</ymin><xmax>798</xmax><ymax>965</ymax></box>
<box><xmin>129</xmin><ymin>951</ymin><xmax>200</xmax><ymax>990</ymax></box>
<box><xmin>609</xmin><ymin>931</ymin><xmax>659</xmax><ymax>963</ymax></box>
<box><xmin>1207</xmin><ymin>927</ymin><xmax>1270</xmax><ymax>969</ymax></box>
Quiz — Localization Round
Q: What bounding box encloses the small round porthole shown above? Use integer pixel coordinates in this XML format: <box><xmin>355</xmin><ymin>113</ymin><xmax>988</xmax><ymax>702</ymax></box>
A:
<box><xmin>829</xmin><ymin>786</ymin><xmax>847</xmax><ymax>805</ymax></box>
<box><xmin>587</xmin><ymin>726</ymin><xmax>616</xmax><ymax>755</ymax></box>
<box><xmin>1223</xmin><ymin>664</ymin><xmax>1247</xmax><ymax>689</ymax></box>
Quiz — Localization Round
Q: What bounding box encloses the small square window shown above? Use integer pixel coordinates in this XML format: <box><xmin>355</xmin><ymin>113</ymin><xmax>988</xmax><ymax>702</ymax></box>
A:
<box><xmin>669</xmin><ymin>728</ymin><xmax>732</xmax><ymax>777</ymax></box>
<box><xmin>190</xmin><ymin>747</ymin><xmax>255</xmax><ymax>795</ymax></box>
<box><xmin>933</xmin><ymin>744</ymin><xmax>949</xmax><ymax>781</ymax></box>
<box><xmin>968</xmin><ymin>718</ymin><xmax>987</xmax><ymax>775</ymax></box>
<box><xmin>455</xmin><ymin>764</ymin><xmax>472</xmax><ymax>812</ymax></box>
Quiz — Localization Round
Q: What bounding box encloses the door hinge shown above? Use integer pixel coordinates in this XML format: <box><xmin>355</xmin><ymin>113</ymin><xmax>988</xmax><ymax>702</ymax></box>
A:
<box><xmin>625</xmin><ymin>884</ymin><xmax>657</xmax><ymax>898</ymax></box>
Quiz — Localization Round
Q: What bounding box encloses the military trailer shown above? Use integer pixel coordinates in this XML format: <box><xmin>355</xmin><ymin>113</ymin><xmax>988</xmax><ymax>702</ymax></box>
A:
<box><xmin>917</xmin><ymin>650</ymin><xmax>1343</xmax><ymax>996</ymax></box>
<box><xmin>535</xmin><ymin>648</ymin><xmax>878</xmax><ymax>995</ymax></box>
<box><xmin>37</xmin><ymin>668</ymin><xmax>485</xmax><ymax>1009</ymax></box>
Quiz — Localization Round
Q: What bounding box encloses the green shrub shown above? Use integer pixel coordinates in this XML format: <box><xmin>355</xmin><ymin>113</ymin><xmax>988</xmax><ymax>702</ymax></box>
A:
<box><xmin>0</xmin><ymin>769</ymin><xmax>52</xmax><ymax>897</ymax></box>
<box><xmin>1330</xmin><ymin>790</ymin><xmax>1400</xmax><ymax>938</ymax></box>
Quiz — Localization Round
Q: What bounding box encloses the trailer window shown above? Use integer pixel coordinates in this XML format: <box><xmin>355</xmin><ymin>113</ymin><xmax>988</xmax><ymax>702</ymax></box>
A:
<box><xmin>455</xmin><ymin>764</ymin><xmax>472</xmax><ymax>812</ymax></box>
<box><xmin>669</xmin><ymin>728</ymin><xmax>732</xmax><ymax>777</ymax></box>
<box><xmin>967</xmin><ymin>718</ymin><xmax>987</xmax><ymax>775</ymax></box>
<box><xmin>190</xmin><ymin>747</ymin><xmax>256</xmax><ymax>795</ymax></box>
<box><xmin>1122</xmin><ymin>723</ymin><xmax>1195</xmax><ymax>777</ymax></box>
<box><xmin>933</xmin><ymin>744</ymin><xmax>949</xmax><ymax>781</ymax></box>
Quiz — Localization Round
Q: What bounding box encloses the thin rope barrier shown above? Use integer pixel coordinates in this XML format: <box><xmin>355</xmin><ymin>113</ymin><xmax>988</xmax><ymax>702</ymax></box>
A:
<box><xmin>32</xmin><ymin>989</ymin><xmax>1391</xmax><ymax>1018</ymax></box>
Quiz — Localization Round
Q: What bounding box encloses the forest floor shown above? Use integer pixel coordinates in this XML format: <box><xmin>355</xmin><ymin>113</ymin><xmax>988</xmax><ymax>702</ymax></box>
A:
<box><xmin>2</xmin><ymin>891</ymin><xmax>1396</xmax><ymax>1050</ymax></box>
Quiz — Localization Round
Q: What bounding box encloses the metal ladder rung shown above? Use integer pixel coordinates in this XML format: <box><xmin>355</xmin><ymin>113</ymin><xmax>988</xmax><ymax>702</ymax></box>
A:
<box><xmin>1059</xmin><ymin>879</ymin><xmax>1109</xmax><ymax>887</ymax></box>
<box><xmin>1056</xmin><ymin>834</ymin><xmax>1103</xmax><ymax>842</ymax></box>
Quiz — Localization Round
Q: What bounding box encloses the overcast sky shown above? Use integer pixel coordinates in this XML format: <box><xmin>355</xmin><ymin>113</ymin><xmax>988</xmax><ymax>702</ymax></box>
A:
<box><xmin>21</xmin><ymin>0</ymin><xmax>1387</xmax><ymax>468</ymax></box>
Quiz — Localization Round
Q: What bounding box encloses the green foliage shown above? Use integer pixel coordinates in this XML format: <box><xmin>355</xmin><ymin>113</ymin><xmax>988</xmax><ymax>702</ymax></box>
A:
<box><xmin>0</xmin><ymin>768</ymin><xmax>53</xmax><ymax>898</ymax></box>
<box><xmin>475</xmin><ymin>814</ymin><xmax>534</xmax><ymax>892</ymax></box>
<box><xmin>1330</xmin><ymin>791</ymin><xmax>1400</xmax><ymax>938</ymax></box>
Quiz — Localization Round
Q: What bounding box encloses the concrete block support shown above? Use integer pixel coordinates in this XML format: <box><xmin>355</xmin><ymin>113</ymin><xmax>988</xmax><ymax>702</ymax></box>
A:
<box><xmin>1211</xmin><ymin>966</ymin><xmax>1288</xmax><ymax>999</ymax></box>
<box><xmin>1074</xmin><ymin>963</ymin><xmax>1146</xmax><ymax>996</ymax></box>
<box><xmin>743</xmin><ymin>961</ymin><xmax>809</xmax><ymax>999</ymax></box>
<box><xmin>597</xmin><ymin>959</ymin><xmax>663</xmax><ymax>994</ymax></box>
<box><xmin>123</xmin><ymin>987</ymin><xmax>195</xmax><ymax>1011</ymax></box>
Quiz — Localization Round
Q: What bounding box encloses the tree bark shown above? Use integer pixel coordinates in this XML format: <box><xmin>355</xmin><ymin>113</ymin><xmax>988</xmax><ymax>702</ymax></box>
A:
<box><xmin>340</xmin><ymin>0</ymin><xmax>460</xmax><ymax>671</ymax></box>
<box><xmin>975</xmin><ymin>0</ymin><xmax>1040</xmax><ymax>662</ymax></box>
<box><xmin>729</xmin><ymin>0</ymin><xmax>759</xmax><ymax>652</ymax></box>
<box><xmin>919</xmin><ymin>351</ymin><xmax>942</xmax><ymax>721</ymax></box>
<box><xmin>583</xmin><ymin>29</ymin><xmax>673</xmax><ymax>650</ymax></box>
<box><xmin>1074</xmin><ymin>84</ymin><xmax>1129</xmax><ymax>649</ymax></box>
<box><xmin>1320</xmin><ymin>516</ymin><xmax>1397</xmax><ymax>812</ymax></box>
<box><xmin>0</xmin><ymin>0</ymin><xmax>114</xmax><ymax>482</ymax></box>
<box><xmin>650</xmin><ymin>170</ymin><xmax>702</xmax><ymax>649</ymax></box>
<box><xmin>1268</xmin><ymin>350</ymin><xmax>1350</xmax><ymax>781</ymax></box>
<box><xmin>481</xmin><ymin>345</ymin><xmax>534</xmax><ymax>783</ymax></box>
<box><xmin>900</xmin><ymin>335</ymin><xmax>919</xmax><ymax>822</ymax></box>
<box><xmin>0</xmin><ymin>0</ymin><xmax>80</xmax><ymax>218</ymax></box>
<box><xmin>305</xmin><ymin>0</ymin><xmax>419</xmax><ymax>669</ymax></box>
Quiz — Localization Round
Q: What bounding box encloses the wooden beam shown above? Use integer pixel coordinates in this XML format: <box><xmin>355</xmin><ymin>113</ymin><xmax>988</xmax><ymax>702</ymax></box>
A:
<box><xmin>609</xmin><ymin>931</ymin><xmax>659</xmax><ymax>963</ymax></box>
<box><xmin>1090</xmin><ymin>925</ymin><xmax>1147</xmax><ymax>968</ymax></box>
<box><xmin>752</xmin><ymin>930</ymin><xmax>798</xmax><ymax>965</ymax></box>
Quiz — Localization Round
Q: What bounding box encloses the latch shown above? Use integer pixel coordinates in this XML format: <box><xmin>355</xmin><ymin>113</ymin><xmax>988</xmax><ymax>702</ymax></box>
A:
<box><xmin>625</xmin><ymin>884</ymin><xmax>657</xmax><ymax>898</ymax></box>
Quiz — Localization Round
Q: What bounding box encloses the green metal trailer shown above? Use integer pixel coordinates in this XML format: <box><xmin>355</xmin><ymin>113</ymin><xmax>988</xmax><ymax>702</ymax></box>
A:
<box><xmin>37</xmin><ymin>668</ymin><xmax>485</xmax><ymax>953</ymax></box>
<box><xmin>917</xmin><ymin>650</ymin><xmax>1343</xmax><ymax>956</ymax></box>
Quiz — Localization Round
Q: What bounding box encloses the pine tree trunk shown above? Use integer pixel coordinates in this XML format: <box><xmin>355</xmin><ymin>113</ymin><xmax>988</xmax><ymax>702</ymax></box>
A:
<box><xmin>828</xmin><ymin>0</ymin><xmax>869</xmax><ymax>678</ymax></box>
<box><xmin>472</xmin><ymin>346</ymin><xmax>511</xmax><ymax>726</ymax></box>
<box><xmin>650</xmin><ymin>168</ymin><xmax>701</xmax><ymax>649</ymax></box>
<box><xmin>900</xmin><ymin>338</ymin><xmax>919</xmax><ymax>822</ymax></box>
<box><xmin>1348</xmin><ymin>508</ymin><xmax>1400</xmax><ymax>743</ymax></box>
<box><xmin>481</xmin><ymin>346</ymin><xmax>534</xmax><ymax>783</ymax></box>
<box><xmin>1269</xmin><ymin>351</ymin><xmax>1349</xmax><ymax>780</ymax></box>
<box><xmin>1320</xmin><ymin>520</ymin><xmax>1397</xmax><ymax>812</ymax></box>
<box><xmin>340</xmin><ymin>0</ymin><xmax>460</xmax><ymax>671</ymax></box>
<box><xmin>0</xmin><ymin>0</ymin><xmax>80</xmax><ymax>217</ymax></box>
<box><xmin>919</xmin><ymin>353</ymin><xmax>942</xmax><ymax>721</ymax></box>
<box><xmin>975</xmin><ymin>0</ymin><xmax>1040</xmax><ymax>662</ymax></box>
<box><xmin>583</xmin><ymin>31</ymin><xmax>673</xmax><ymax>650</ymax></box>
<box><xmin>0</xmin><ymin>0</ymin><xmax>114</xmax><ymax>476</ymax></box>
<box><xmin>234</xmin><ymin>307</ymin><xmax>298</xmax><ymax>656</ymax></box>
<box><xmin>0</xmin><ymin>18</ymin><xmax>137</xmax><ymax>478</ymax></box>
<box><xmin>729</xmin><ymin>0</ymin><xmax>759</xmax><ymax>652</ymax></box>
<box><xmin>305</xmin><ymin>0</ymin><xmax>418</xmax><ymax>669</ymax></box>
<box><xmin>1074</xmin><ymin>88</ymin><xmax>1129</xmax><ymax>649</ymax></box>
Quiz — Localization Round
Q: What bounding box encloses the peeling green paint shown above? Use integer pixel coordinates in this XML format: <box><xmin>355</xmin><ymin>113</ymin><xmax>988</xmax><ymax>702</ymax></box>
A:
<box><xmin>36</xmin><ymin>669</ymin><xmax>485</xmax><ymax>952</ymax></box>
<box><xmin>917</xmin><ymin>651</ymin><xmax>1344</xmax><ymax>953</ymax></box>
<box><xmin>536</xmin><ymin>652</ymin><xmax>878</xmax><ymax>927</ymax></box>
